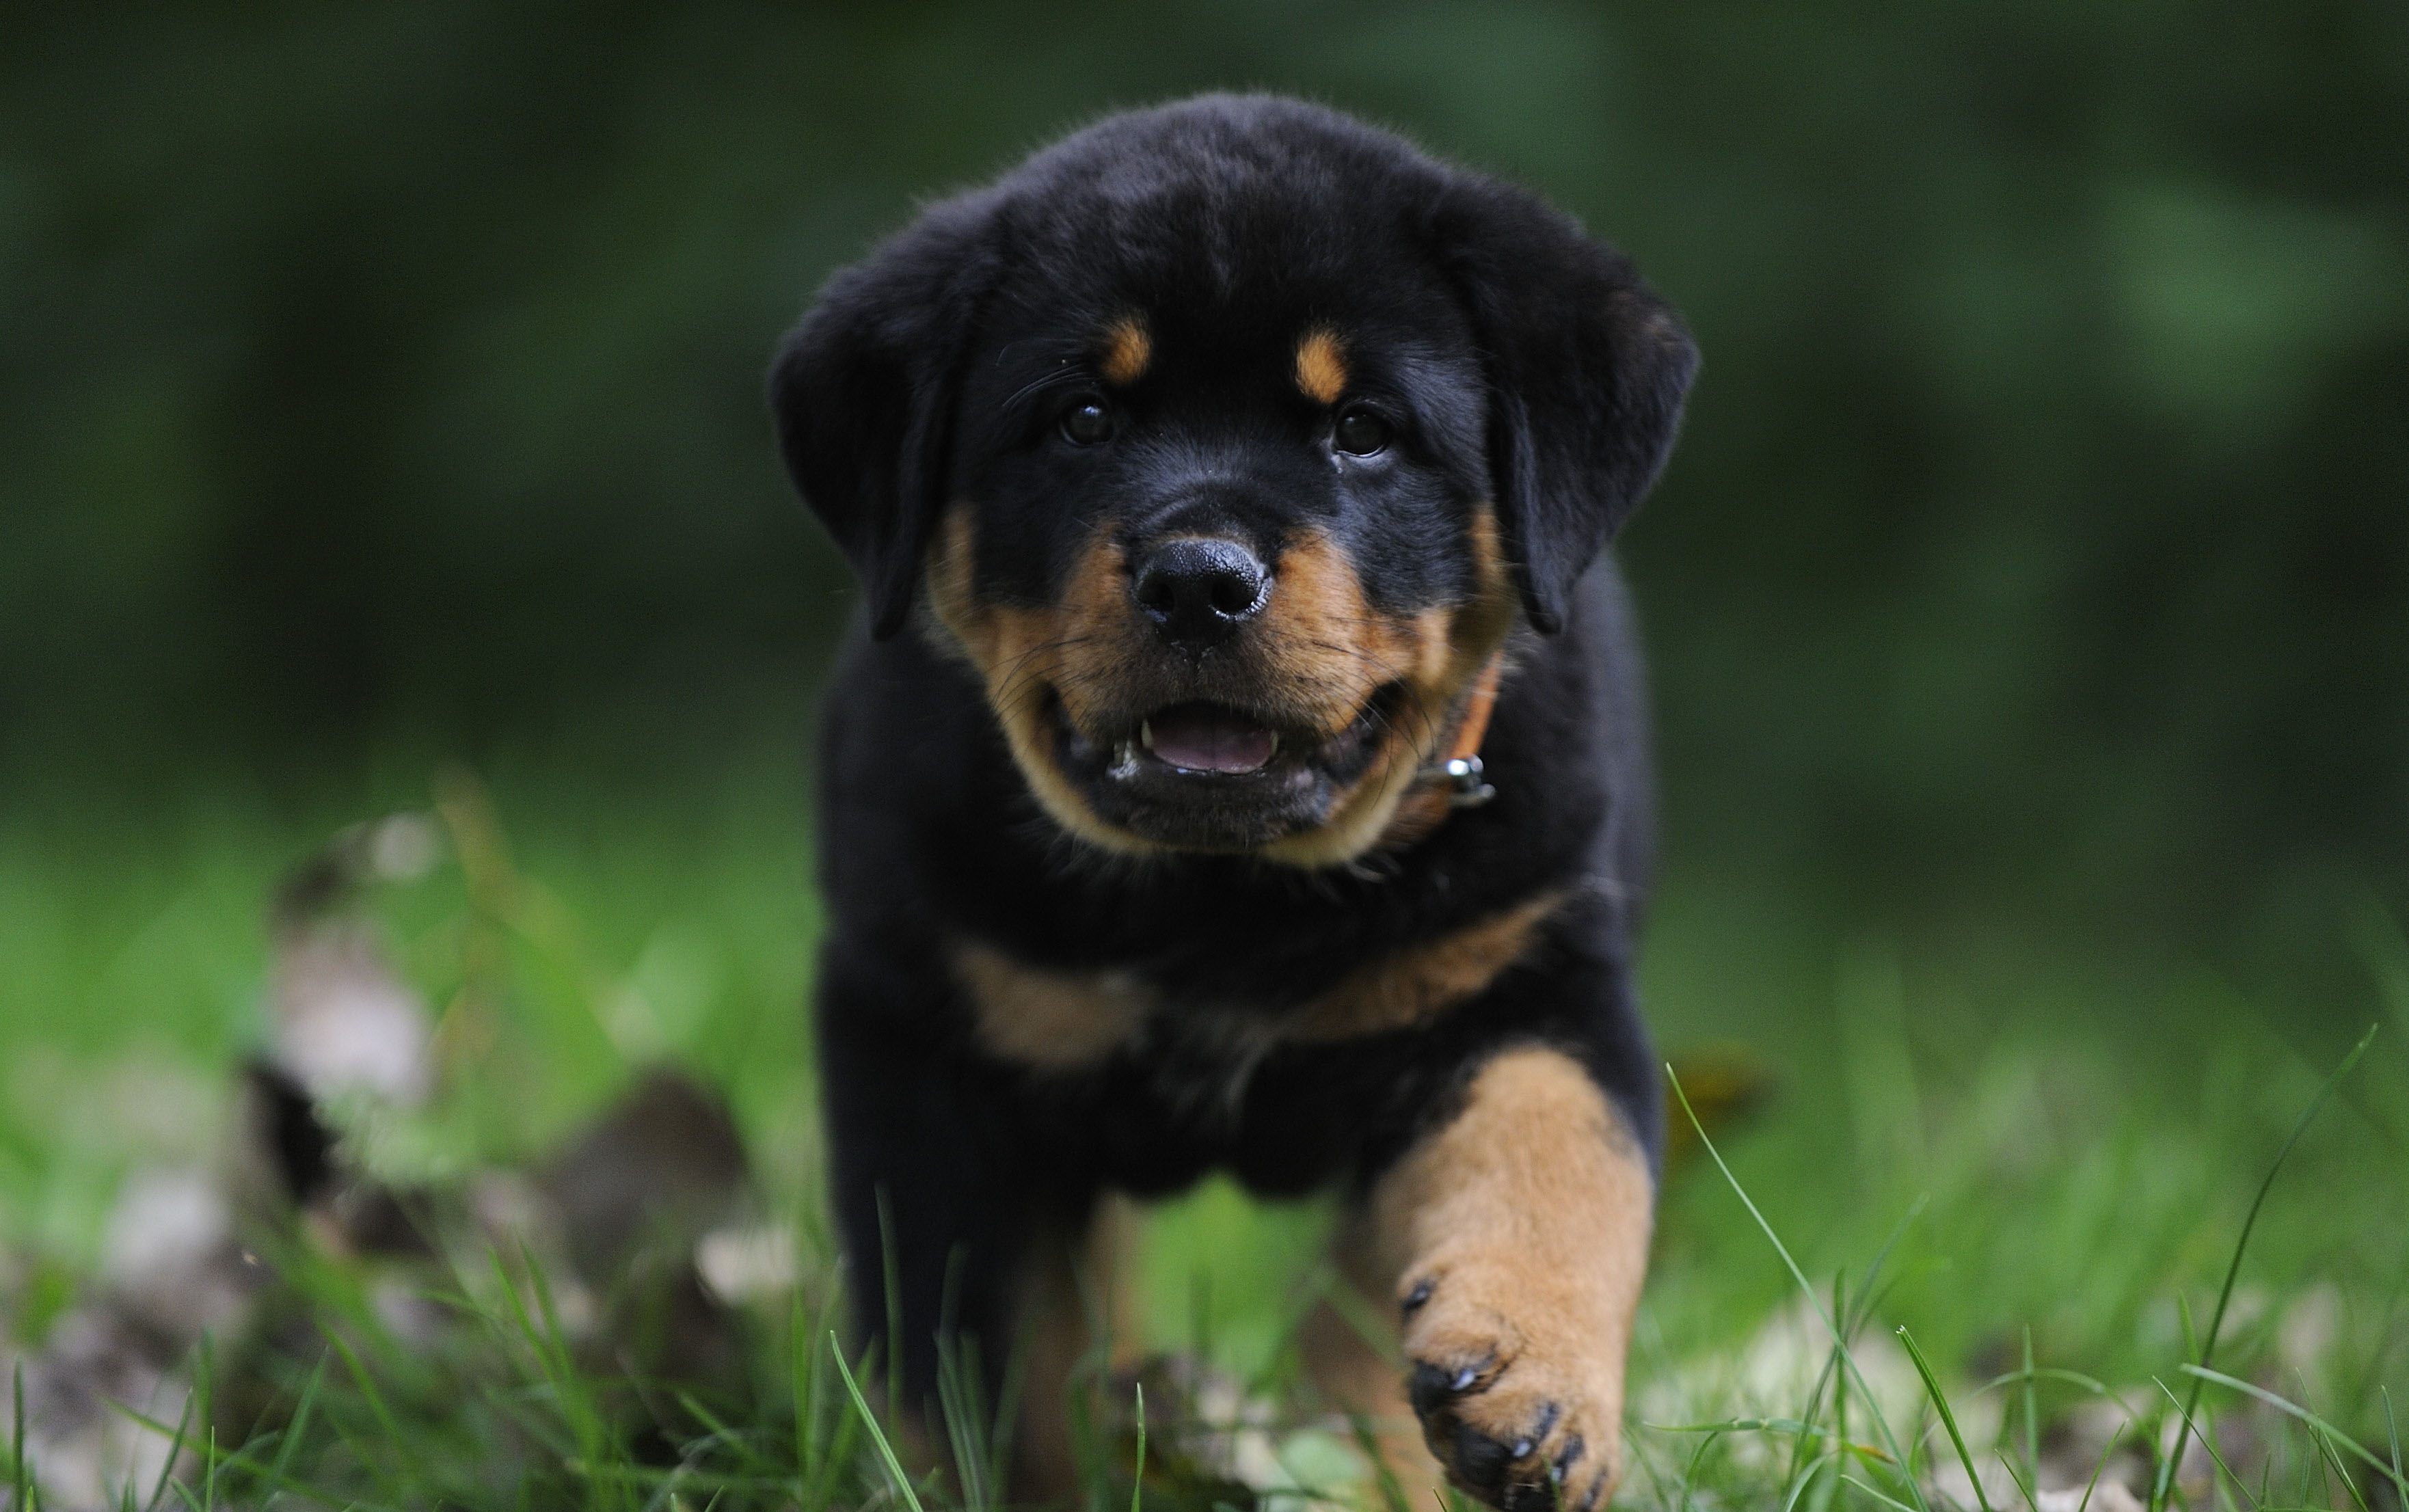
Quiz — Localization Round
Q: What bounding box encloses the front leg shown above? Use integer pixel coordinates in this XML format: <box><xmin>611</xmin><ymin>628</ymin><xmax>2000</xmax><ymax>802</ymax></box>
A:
<box><xmin>1370</xmin><ymin>1046</ymin><xmax>1655</xmax><ymax>1512</ymax></box>
<box><xmin>817</xmin><ymin>942</ymin><xmax>1062</xmax><ymax>1437</ymax></box>
<box><xmin>818</xmin><ymin>936</ymin><xmax>1133</xmax><ymax>1504</ymax></box>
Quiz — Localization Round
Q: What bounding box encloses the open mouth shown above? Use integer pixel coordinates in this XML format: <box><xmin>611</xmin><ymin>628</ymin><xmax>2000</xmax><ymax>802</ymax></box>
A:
<box><xmin>1135</xmin><ymin>702</ymin><xmax>1281</xmax><ymax>774</ymax></box>
<box><xmin>1046</xmin><ymin>687</ymin><xmax>1403</xmax><ymax>850</ymax></box>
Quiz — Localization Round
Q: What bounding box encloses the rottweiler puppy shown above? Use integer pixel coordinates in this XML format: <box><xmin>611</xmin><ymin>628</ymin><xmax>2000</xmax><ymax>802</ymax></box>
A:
<box><xmin>770</xmin><ymin>95</ymin><xmax>1696</xmax><ymax>1510</ymax></box>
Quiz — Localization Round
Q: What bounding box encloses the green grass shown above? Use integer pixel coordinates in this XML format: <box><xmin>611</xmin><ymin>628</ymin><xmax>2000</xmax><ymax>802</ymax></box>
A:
<box><xmin>1</xmin><ymin>761</ymin><xmax>2404</xmax><ymax>1511</ymax></box>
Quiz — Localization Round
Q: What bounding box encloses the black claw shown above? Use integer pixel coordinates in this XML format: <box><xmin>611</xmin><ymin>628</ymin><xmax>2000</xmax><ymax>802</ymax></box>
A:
<box><xmin>1403</xmin><ymin>1278</ymin><xmax>1436</xmax><ymax>1314</ymax></box>
<box><xmin>1512</xmin><ymin>1401</ymin><xmax>1561</xmax><ymax>1459</ymax></box>
<box><xmin>1552</xmin><ymin>1433</ymin><xmax>1587</xmax><ymax>1479</ymax></box>
<box><xmin>1500</xmin><ymin>1480</ymin><xmax>1557</xmax><ymax>1512</ymax></box>
<box><xmin>1452</xmin><ymin>1420</ymin><xmax>1513</xmax><ymax>1491</ymax></box>
<box><xmin>1453</xmin><ymin>1365</ymin><xmax>1480</xmax><ymax>1392</ymax></box>
<box><xmin>1576</xmin><ymin>1474</ymin><xmax>1606</xmax><ymax>1512</ymax></box>
<box><xmin>1410</xmin><ymin>1361</ymin><xmax>1459</xmax><ymax>1417</ymax></box>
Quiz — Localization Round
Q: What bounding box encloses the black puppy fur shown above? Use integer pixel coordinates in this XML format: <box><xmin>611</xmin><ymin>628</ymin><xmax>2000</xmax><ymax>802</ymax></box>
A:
<box><xmin>771</xmin><ymin>96</ymin><xmax>1695</xmax><ymax>1509</ymax></box>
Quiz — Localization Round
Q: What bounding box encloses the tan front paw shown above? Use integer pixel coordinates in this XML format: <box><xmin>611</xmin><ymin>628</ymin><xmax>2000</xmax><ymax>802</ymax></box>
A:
<box><xmin>1399</xmin><ymin>1267</ymin><xmax>1624</xmax><ymax>1512</ymax></box>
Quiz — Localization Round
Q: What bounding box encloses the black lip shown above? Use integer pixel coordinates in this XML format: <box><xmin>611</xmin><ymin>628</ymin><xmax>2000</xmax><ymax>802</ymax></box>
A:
<box><xmin>1049</xmin><ymin>686</ymin><xmax>1400</xmax><ymax>850</ymax></box>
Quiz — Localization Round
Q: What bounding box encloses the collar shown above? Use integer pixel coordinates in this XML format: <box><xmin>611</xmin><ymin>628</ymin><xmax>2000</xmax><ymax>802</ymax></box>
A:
<box><xmin>1377</xmin><ymin>648</ymin><xmax>1506</xmax><ymax>849</ymax></box>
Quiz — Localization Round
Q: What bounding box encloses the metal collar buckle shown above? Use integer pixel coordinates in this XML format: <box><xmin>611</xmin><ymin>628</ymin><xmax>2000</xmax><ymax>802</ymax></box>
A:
<box><xmin>1438</xmin><ymin>753</ymin><xmax>1496</xmax><ymax>809</ymax></box>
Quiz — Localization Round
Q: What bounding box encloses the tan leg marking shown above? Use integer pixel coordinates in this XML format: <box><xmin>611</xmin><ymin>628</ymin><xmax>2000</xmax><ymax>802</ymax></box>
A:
<box><xmin>953</xmin><ymin>941</ymin><xmax>1150</xmax><ymax>1070</ymax></box>
<box><xmin>1100</xmin><ymin>316</ymin><xmax>1152</xmax><ymax>387</ymax></box>
<box><xmin>1295</xmin><ymin>326</ymin><xmax>1349</xmax><ymax>405</ymax></box>
<box><xmin>1368</xmin><ymin>1047</ymin><xmax>1654</xmax><ymax>1511</ymax></box>
<box><xmin>1011</xmin><ymin>1195</ymin><xmax>1143</xmax><ymax>1504</ymax></box>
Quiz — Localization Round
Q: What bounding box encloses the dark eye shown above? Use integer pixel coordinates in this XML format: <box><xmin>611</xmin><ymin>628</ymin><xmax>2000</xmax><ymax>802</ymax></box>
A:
<box><xmin>1332</xmin><ymin>406</ymin><xmax>1394</xmax><ymax>457</ymax></box>
<box><xmin>1060</xmin><ymin>396</ymin><xmax>1113</xmax><ymax>446</ymax></box>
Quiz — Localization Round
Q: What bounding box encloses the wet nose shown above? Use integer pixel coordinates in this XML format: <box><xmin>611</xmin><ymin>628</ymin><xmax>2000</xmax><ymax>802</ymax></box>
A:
<box><xmin>1131</xmin><ymin>537</ymin><xmax>1269</xmax><ymax>651</ymax></box>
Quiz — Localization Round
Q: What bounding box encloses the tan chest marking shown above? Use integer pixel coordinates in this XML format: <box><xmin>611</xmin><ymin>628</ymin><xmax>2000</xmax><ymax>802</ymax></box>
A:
<box><xmin>1288</xmin><ymin>889</ymin><xmax>1564</xmax><ymax>1042</ymax></box>
<box><xmin>952</xmin><ymin>890</ymin><xmax>1563</xmax><ymax>1070</ymax></box>
<box><xmin>952</xmin><ymin>940</ymin><xmax>1151</xmax><ymax>1070</ymax></box>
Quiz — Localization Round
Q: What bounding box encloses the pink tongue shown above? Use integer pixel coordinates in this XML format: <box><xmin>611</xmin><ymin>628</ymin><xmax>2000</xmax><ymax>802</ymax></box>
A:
<box><xmin>1146</xmin><ymin>705</ymin><xmax>1277</xmax><ymax>774</ymax></box>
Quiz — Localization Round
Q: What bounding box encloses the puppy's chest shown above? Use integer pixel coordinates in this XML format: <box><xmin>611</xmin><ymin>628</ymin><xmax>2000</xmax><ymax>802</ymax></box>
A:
<box><xmin>947</xmin><ymin>889</ymin><xmax>1564</xmax><ymax>1085</ymax></box>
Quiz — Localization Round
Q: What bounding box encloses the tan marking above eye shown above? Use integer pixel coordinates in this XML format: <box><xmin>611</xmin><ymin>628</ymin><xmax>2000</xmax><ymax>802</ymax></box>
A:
<box><xmin>1100</xmin><ymin>316</ymin><xmax>1152</xmax><ymax>386</ymax></box>
<box><xmin>1295</xmin><ymin>326</ymin><xmax>1348</xmax><ymax>405</ymax></box>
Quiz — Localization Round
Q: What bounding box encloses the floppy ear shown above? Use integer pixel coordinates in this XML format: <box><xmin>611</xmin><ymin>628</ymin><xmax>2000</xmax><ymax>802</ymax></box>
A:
<box><xmin>769</xmin><ymin>195</ymin><xmax>1004</xmax><ymax>640</ymax></box>
<box><xmin>1434</xmin><ymin>184</ymin><xmax>1699</xmax><ymax>634</ymax></box>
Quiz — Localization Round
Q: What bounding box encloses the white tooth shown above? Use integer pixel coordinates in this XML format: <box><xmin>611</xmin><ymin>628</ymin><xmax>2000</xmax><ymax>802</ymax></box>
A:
<box><xmin>1267</xmin><ymin>732</ymin><xmax>1280</xmax><ymax>756</ymax></box>
<box><xmin>1140</xmin><ymin>719</ymin><xmax>1155</xmax><ymax>751</ymax></box>
<box><xmin>1112</xmin><ymin>741</ymin><xmax>1138</xmax><ymax>777</ymax></box>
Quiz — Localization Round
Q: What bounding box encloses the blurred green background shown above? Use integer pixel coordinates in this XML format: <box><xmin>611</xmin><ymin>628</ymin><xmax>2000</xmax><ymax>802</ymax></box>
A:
<box><xmin>8</xmin><ymin>1</ymin><xmax>2406</xmax><ymax>992</ymax></box>
<box><xmin>2</xmin><ymin>0</ymin><xmax>2406</xmax><ymax>1454</ymax></box>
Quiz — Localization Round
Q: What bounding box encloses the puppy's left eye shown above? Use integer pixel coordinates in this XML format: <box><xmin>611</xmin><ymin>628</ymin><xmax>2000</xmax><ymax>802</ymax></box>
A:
<box><xmin>1332</xmin><ymin>406</ymin><xmax>1394</xmax><ymax>457</ymax></box>
<box><xmin>1060</xmin><ymin>396</ymin><xmax>1114</xmax><ymax>446</ymax></box>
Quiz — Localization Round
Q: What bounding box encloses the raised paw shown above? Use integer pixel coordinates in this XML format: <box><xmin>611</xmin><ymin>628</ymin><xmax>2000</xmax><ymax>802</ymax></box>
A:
<box><xmin>1399</xmin><ymin>1269</ymin><xmax>1623</xmax><ymax>1512</ymax></box>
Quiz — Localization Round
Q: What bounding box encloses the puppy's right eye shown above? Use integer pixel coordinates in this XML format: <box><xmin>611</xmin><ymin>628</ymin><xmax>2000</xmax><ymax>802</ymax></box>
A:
<box><xmin>1060</xmin><ymin>396</ymin><xmax>1114</xmax><ymax>446</ymax></box>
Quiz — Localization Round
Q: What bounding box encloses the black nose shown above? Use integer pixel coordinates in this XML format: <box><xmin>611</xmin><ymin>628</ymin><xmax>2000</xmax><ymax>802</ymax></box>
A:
<box><xmin>1131</xmin><ymin>537</ymin><xmax>1269</xmax><ymax>649</ymax></box>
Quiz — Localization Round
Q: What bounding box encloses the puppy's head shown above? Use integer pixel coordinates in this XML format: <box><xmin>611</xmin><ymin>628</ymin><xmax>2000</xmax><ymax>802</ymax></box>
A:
<box><xmin>773</xmin><ymin>96</ymin><xmax>1696</xmax><ymax>865</ymax></box>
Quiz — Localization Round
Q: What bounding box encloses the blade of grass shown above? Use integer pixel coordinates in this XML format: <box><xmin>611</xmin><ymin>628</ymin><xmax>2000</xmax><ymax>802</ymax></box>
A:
<box><xmin>1345</xmin><ymin>1410</ymin><xmax>1416</xmax><ymax>1512</ymax></box>
<box><xmin>1779</xmin><ymin>1269</ymin><xmax>1846</xmax><ymax>1500</ymax></box>
<box><xmin>1781</xmin><ymin>1451</ymin><xmax>1840</xmax><ymax>1512</ymax></box>
<box><xmin>831</xmin><ymin>1331</ymin><xmax>926</xmax><ymax>1512</ymax></box>
<box><xmin>2149</xmin><ymin>1379</ymin><xmax>2258</xmax><ymax>1512</ymax></box>
<box><xmin>803</xmin><ymin>1340</ymin><xmax>872</xmax><ymax>1512</ymax></box>
<box><xmin>12</xmin><ymin>1360</ymin><xmax>31</xmax><ymax>1512</ymax></box>
<box><xmin>988</xmin><ymin>1317</ymin><xmax>1029</xmax><ymax>1504</ymax></box>
<box><xmin>1840</xmin><ymin>1474</ymin><xmax>1924</xmax><ymax>1512</ymax></box>
<box><xmin>1969</xmin><ymin>1368</ymin><xmax>2116</xmax><ymax>1400</ymax></box>
<box><xmin>326</xmin><ymin>1328</ymin><xmax>423</xmax><ymax>1490</ymax></box>
<box><xmin>793</xmin><ymin>1283</ymin><xmax>820</xmax><ymax>1492</ymax></box>
<box><xmin>1669</xmin><ymin>1064</ymin><xmax>1930</xmax><ymax>1512</ymax></box>
<box><xmin>878</xmin><ymin>1191</ymin><xmax>905</xmax><ymax>1429</ymax></box>
<box><xmin>2073</xmin><ymin>1422</ymin><xmax>2125</xmax><ymax>1512</ymax></box>
<box><xmin>937</xmin><ymin>1332</ymin><xmax>987</xmax><ymax>1511</ymax></box>
<box><xmin>96</xmin><ymin>1386</ymin><xmax>196</xmax><ymax>1512</ymax></box>
<box><xmin>677</xmin><ymin>1391</ymin><xmax>777</xmax><ymax>1477</ymax></box>
<box><xmin>2312</xmin><ymin>1426</ymin><xmax>2373</xmax><ymax>1512</ymax></box>
<box><xmin>1848</xmin><ymin>1196</ymin><xmax>1933</xmax><ymax>1340</ymax></box>
<box><xmin>1646</xmin><ymin>1418</ymin><xmax>1870</xmax><ymax>1446</ymax></box>
<box><xmin>1994</xmin><ymin>1450</ymin><xmax>2040</xmax><ymax>1512</ymax></box>
<box><xmin>1896</xmin><ymin>1325</ymin><xmax>1991</xmax><ymax>1512</ymax></box>
<box><xmin>2178</xmin><ymin>1366</ymin><xmax>2409</xmax><ymax>1497</ymax></box>
<box><xmin>1129</xmin><ymin>1383</ymin><xmax>1146</xmax><ymax>1512</ymax></box>
<box><xmin>1829</xmin><ymin>1269</ymin><xmax>1849</xmax><ymax>1506</ymax></box>
<box><xmin>1677</xmin><ymin>1427</ymin><xmax>1728</xmax><ymax>1512</ymax></box>
<box><xmin>2021</xmin><ymin>1329</ymin><xmax>2038</xmax><ymax>1498</ymax></box>
<box><xmin>260</xmin><ymin>1353</ymin><xmax>325</xmax><ymax>1504</ymax></box>
<box><xmin>2154</xmin><ymin>1023</ymin><xmax>2379</xmax><ymax>1512</ymax></box>
<box><xmin>2384</xmin><ymin>1387</ymin><xmax>2401</xmax><ymax>1485</ymax></box>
